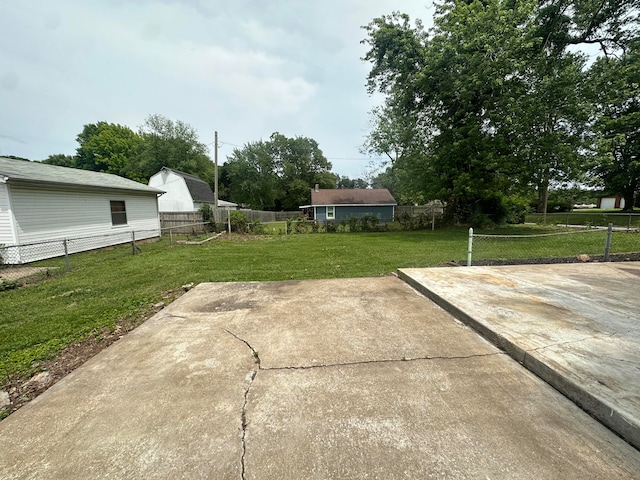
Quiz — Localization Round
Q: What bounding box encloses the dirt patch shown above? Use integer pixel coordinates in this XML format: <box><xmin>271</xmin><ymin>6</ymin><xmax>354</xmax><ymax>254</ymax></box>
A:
<box><xmin>0</xmin><ymin>285</ymin><xmax>190</xmax><ymax>421</ymax></box>
<box><xmin>0</xmin><ymin>266</ymin><xmax>58</xmax><ymax>283</ymax></box>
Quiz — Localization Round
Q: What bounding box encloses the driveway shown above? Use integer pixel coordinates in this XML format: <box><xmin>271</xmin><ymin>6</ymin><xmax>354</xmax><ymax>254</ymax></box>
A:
<box><xmin>0</xmin><ymin>274</ymin><xmax>638</xmax><ymax>479</ymax></box>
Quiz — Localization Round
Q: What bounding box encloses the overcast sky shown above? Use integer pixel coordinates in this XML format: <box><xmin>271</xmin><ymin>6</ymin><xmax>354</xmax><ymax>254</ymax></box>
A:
<box><xmin>1</xmin><ymin>1</ymin><xmax>434</xmax><ymax>179</ymax></box>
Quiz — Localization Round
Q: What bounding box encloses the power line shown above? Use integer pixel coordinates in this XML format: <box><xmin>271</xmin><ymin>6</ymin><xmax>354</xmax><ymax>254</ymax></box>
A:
<box><xmin>326</xmin><ymin>157</ymin><xmax>386</xmax><ymax>161</ymax></box>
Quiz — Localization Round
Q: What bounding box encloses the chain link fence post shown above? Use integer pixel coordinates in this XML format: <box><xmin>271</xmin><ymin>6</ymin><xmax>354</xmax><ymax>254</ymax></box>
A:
<box><xmin>131</xmin><ymin>231</ymin><xmax>136</xmax><ymax>256</ymax></box>
<box><xmin>604</xmin><ymin>223</ymin><xmax>613</xmax><ymax>262</ymax></box>
<box><xmin>467</xmin><ymin>227</ymin><xmax>473</xmax><ymax>266</ymax></box>
<box><xmin>63</xmin><ymin>239</ymin><xmax>70</xmax><ymax>272</ymax></box>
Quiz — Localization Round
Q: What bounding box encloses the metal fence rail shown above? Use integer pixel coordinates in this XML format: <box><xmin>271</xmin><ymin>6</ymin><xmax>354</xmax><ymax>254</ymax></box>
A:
<box><xmin>0</xmin><ymin>229</ymin><xmax>160</xmax><ymax>269</ymax></box>
<box><xmin>527</xmin><ymin>212</ymin><xmax>640</xmax><ymax>229</ymax></box>
<box><xmin>467</xmin><ymin>224</ymin><xmax>640</xmax><ymax>266</ymax></box>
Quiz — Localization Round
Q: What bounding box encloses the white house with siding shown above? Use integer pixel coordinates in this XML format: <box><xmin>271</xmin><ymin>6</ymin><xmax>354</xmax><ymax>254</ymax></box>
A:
<box><xmin>0</xmin><ymin>157</ymin><xmax>163</xmax><ymax>264</ymax></box>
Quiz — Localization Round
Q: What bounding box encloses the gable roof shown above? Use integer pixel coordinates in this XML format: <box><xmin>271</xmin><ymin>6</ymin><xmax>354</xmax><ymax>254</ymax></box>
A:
<box><xmin>311</xmin><ymin>188</ymin><xmax>396</xmax><ymax>206</ymax></box>
<box><xmin>0</xmin><ymin>157</ymin><xmax>163</xmax><ymax>194</ymax></box>
<box><xmin>161</xmin><ymin>167</ymin><xmax>214</xmax><ymax>204</ymax></box>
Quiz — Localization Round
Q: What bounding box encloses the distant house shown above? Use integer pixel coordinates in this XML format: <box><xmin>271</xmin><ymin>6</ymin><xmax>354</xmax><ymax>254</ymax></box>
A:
<box><xmin>0</xmin><ymin>157</ymin><xmax>162</xmax><ymax>264</ymax></box>
<box><xmin>597</xmin><ymin>195</ymin><xmax>626</xmax><ymax>210</ymax></box>
<box><xmin>301</xmin><ymin>186</ymin><xmax>397</xmax><ymax>222</ymax></box>
<box><xmin>148</xmin><ymin>167</ymin><xmax>237</xmax><ymax>212</ymax></box>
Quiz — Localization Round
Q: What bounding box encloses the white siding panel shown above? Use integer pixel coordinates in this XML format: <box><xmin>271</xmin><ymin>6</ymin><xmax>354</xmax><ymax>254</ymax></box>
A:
<box><xmin>0</xmin><ymin>183</ymin><xmax>15</xmax><ymax>245</ymax></box>
<box><xmin>600</xmin><ymin>198</ymin><xmax>615</xmax><ymax>209</ymax></box>
<box><xmin>150</xmin><ymin>171</ymin><xmax>195</xmax><ymax>212</ymax></box>
<box><xmin>4</xmin><ymin>186</ymin><xmax>160</xmax><ymax>263</ymax></box>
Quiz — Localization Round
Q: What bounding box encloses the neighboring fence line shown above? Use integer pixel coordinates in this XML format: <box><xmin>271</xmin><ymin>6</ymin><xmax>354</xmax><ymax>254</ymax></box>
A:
<box><xmin>396</xmin><ymin>202</ymin><xmax>445</xmax><ymax>218</ymax></box>
<box><xmin>159</xmin><ymin>212</ymin><xmax>204</xmax><ymax>233</ymax></box>
<box><xmin>160</xmin><ymin>210</ymin><xmax>301</xmax><ymax>229</ymax></box>
<box><xmin>466</xmin><ymin>224</ymin><xmax>640</xmax><ymax>266</ymax></box>
<box><xmin>527</xmin><ymin>212</ymin><xmax>640</xmax><ymax>229</ymax></box>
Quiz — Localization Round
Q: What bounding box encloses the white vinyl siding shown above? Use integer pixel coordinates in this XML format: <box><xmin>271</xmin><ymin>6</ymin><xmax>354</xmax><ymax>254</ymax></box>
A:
<box><xmin>0</xmin><ymin>183</ymin><xmax>16</xmax><ymax>245</ymax></box>
<box><xmin>10</xmin><ymin>186</ymin><xmax>160</xmax><ymax>245</ymax></box>
<box><xmin>149</xmin><ymin>171</ymin><xmax>195</xmax><ymax>212</ymax></box>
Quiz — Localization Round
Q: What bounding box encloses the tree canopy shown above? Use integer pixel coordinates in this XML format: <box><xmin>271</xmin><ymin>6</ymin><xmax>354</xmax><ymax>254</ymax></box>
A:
<box><xmin>589</xmin><ymin>41</ymin><xmax>640</xmax><ymax>210</ymax></box>
<box><xmin>223</xmin><ymin>133</ymin><xmax>336</xmax><ymax>210</ymax></box>
<box><xmin>43</xmin><ymin>115</ymin><xmax>215</xmax><ymax>186</ymax></box>
<box><xmin>362</xmin><ymin>0</ymin><xmax>639</xmax><ymax>221</ymax></box>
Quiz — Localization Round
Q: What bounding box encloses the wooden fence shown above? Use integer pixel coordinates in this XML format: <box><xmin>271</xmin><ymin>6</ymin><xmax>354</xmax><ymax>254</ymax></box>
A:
<box><xmin>159</xmin><ymin>212</ymin><xmax>206</xmax><ymax>234</ymax></box>
<box><xmin>396</xmin><ymin>202</ymin><xmax>444</xmax><ymax>218</ymax></box>
<box><xmin>160</xmin><ymin>209</ymin><xmax>302</xmax><ymax>233</ymax></box>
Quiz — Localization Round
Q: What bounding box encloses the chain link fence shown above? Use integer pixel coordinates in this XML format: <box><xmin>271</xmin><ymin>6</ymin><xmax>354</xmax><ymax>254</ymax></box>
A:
<box><xmin>467</xmin><ymin>225</ymin><xmax>640</xmax><ymax>266</ymax></box>
<box><xmin>527</xmin><ymin>212</ymin><xmax>640</xmax><ymax>229</ymax></box>
<box><xmin>0</xmin><ymin>229</ymin><xmax>160</xmax><ymax>272</ymax></box>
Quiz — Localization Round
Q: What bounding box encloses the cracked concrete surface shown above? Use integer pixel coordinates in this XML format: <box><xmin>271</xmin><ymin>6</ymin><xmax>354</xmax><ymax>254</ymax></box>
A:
<box><xmin>1</xmin><ymin>275</ymin><xmax>639</xmax><ymax>479</ymax></box>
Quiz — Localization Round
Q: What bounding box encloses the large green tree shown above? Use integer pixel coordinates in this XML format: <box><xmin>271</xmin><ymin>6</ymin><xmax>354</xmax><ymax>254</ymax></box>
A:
<box><xmin>362</xmin><ymin>0</ymin><xmax>632</xmax><ymax>221</ymax></box>
<box><xmin>42</xmin><ymin>153</ymin><xmax>75</xmax><ymax>168</ymax></box>
<box><xmin>589</xmin><ymin>42</ymin><xmax>640</xmax><ymax>210</ymax></box>
<box><xmin>363</xmin><ymin>4</ymin><xmax>536</xmax><ymax>221</ymax></box>
<box><xmin>136</xmin><ymin>114</ymin><xmax>214</xmax><ymax>183</ymax></box>
<box><xmin>224</xmin><ymin>133</ymin><xmax>335</xmax><ymax>210</ymax></box>
<box><xmin>74</xmin><ymin>122</ymin><xmax>143</xmax><ymax>179</ymax></box>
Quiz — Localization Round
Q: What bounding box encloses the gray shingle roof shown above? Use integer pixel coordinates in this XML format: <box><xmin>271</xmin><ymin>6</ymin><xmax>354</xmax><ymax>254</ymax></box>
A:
<box><xmin>311</xmin><ymin>188</ymin><xmax>396</xmax><ymax>206</ymax></box>
<box><xmin>0</xmin><ymin>157</ymin><xmax>163</xmax><ymax>194</ymax></box>
<box><xmin>161</xmin><ymin>167</ymin><xmax>214</xmax><ymax>203</ymax></box>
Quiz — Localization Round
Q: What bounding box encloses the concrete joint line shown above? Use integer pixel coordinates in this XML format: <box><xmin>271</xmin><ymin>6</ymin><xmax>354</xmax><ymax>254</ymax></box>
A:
<box><xmin>224</xmin><ymin>329</ymin><xmax>260</xmax><ymax>480</ymax></box>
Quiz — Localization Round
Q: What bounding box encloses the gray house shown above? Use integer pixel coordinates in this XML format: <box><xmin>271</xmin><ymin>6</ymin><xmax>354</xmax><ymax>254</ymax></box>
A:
<box><xmin>302</xmin><ymin>187</ymin><xmax>397</xmax><ymax>222</ymax></box>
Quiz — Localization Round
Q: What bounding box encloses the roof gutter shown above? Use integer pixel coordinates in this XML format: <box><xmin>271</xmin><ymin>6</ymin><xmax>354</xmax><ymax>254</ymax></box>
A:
<box><xmin>5</xmin><ymin>177</ymin><xmax>164</xmax><ymax>195</ymax></box>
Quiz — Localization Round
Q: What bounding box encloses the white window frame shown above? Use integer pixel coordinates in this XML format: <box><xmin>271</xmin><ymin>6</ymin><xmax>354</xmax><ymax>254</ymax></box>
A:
<box><xmin>110</xmin><ymin>200</ymin><xmax>128</xmax><ymax>226</ymax></box>
<box><xmin>326</xmin><ymin>206</ymin><xmax>335</xmax><ymax>220</ymax></box>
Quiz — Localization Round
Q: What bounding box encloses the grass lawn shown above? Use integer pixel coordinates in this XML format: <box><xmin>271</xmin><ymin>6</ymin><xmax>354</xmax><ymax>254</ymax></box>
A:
<box><xmin>525</xmin><ymin>210</ymin><xmax>640</xmax><ymax>228</ymax></box>
<box><xmin>0</xmin><ymin>228</ymin><xmax>465</xmax><ymax>382</ymax></box>
<box><xmin>1</xmin><ymin>224</ymin><xmax>637</xmax><ymax>385</ymax></box>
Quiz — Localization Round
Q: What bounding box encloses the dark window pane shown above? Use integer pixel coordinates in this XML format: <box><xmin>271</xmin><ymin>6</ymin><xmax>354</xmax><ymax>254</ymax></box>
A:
<box><xmin>110</xmin><ymin>200</ymin><xmax>127</xmax><ymax>225</ymax></box>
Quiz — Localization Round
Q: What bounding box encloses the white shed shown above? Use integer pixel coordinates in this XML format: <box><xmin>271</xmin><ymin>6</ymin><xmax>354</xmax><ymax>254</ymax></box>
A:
<box><xmin>0</xmin><ymin>157</ymin><xmax>163</xmax><ymax>264</ymax></box>
<box><xmin>150</xmin><ymin>167</ymin><xmax>207</xmax><ymax>212</ymax></box>
<box><xmin>149</xmin><ymin>167</ymin><xmax>237</xmax><ymax>212</ymax></box>
<box><xmin>597</xmin><ymin>195</ymin><xmax>626</xmax><ymax>210</ymax></box>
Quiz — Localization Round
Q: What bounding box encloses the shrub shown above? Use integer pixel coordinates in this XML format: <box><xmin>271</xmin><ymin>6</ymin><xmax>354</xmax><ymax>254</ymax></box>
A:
<box><xmin>502</xmin><ymin>196</ymin><xmax>531</xmax><ymax>224</ymax></box>
<box><xmin>198</xmin><ymin>204</ymin><xmax>217</xmax><ymax>232</ymax></box>
<box><xmin>229</xmin><ymin>211</ymin><xmax>248</xmax><ymax>233</ymax></box>
<box><xmin>385</xmin><ymin>221</ymin><xmax>404</xmax><ymax>231</ymax></box>
<box><xmin>0</xmin><ymin>279</ymin><xmax>19</xmax><ymax>292</ymax></box>
<box><xmin>248</xmin><ymin>220</ymin><xmax>265</xmax><ymax>235</ymax></box>
<box><xmin>361</xmin><ymin>215</ymin><xmax>379</xmax><ymax>232</ymax></box>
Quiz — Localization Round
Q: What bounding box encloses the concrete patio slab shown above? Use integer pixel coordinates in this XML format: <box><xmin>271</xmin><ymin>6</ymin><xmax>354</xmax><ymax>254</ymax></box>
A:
<box><xmin>399</xmin><ymin>262</ymin><xmax>640</xmax><ymax>451</ymax></box>
<box><xmin>1</xmin><ymin>276</ymin><xmax>638</xmax><ymax>479</ymax></box>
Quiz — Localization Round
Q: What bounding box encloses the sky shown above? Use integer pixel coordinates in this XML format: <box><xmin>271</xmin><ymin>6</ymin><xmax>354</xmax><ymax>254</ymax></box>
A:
<box><xmin>0</xmin><ymin>1</ymin><xmax>434</xmax><ymax>179</ymax></box>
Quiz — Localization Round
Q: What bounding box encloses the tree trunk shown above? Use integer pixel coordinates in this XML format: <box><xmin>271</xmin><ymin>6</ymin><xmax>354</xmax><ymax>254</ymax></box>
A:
<box><xmin>622</xmin><ymin>190</ymin><xmax>635</xmax><ymax>212</ymax></box>
<box><xmin>537</xmin><ymin>178</ymin><xmax>549</xmax><ymax>214</ymax></box>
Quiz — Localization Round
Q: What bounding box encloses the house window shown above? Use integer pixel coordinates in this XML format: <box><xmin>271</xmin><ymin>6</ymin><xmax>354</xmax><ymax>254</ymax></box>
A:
<box><xmin>327</xmin><ymin>206</ymin><xmax>335</xmax><ymax>220</ymax></box>
<box><xmin>110</xmin><ymin>200</ymin><xmax>127</xmax><ymax>225</ymax></box>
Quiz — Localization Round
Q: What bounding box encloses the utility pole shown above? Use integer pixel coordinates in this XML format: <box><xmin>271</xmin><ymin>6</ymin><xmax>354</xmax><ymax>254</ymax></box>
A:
<box><xmin>214</xmin><ymin>131</ymin><xmax>219</xmax><ymax>221</ymax></box>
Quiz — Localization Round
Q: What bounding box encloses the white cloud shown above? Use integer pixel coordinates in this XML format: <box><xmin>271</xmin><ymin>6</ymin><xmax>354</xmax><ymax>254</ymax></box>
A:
<box><xmin>0</xmin><ymin>0</ymin><xmax>433</xmax><ymax>176</ymax></box>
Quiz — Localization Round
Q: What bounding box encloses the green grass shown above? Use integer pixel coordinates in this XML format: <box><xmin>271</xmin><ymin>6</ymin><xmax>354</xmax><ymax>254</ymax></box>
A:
<box><xmin>1</xmin><ymin>224</ymin><xmax>637</xmax><ymax>383</ymax></box>
<box><xmin>525</xmin><ymin>210</ymin><xmax>640</xmax><ymax>228</ymax></box>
